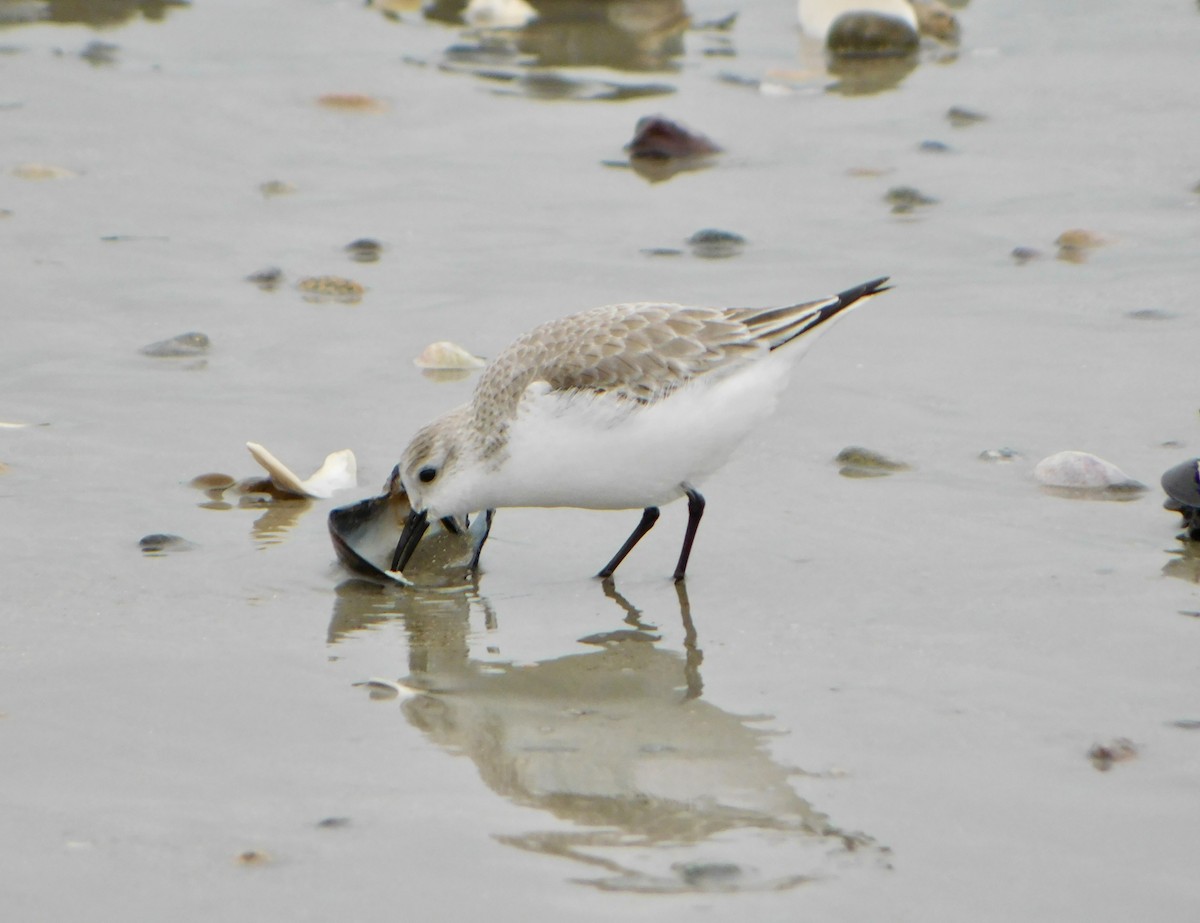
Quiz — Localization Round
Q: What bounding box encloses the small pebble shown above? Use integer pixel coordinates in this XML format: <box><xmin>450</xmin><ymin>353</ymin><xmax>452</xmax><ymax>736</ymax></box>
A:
<box><xmin>1125</xmin><ymin>308</ymin><xmax>1175</xmax><ymax>321</ymax></box>
<box><xmin>79</xmin><ymin>41</ymin><xmax>119</xmax><ymax>66</ymax></box>
<box><xmin>140</xmin><ymin>332</ymin><xmax>210</xmax><ymax>358</ymax></box>
<box><xmin>626</xmin><ymin>116</ymin><xmax>721</xmax><ymax>160</ymax></box>
<box><xmin>1088</xmin><ymin>738</ymin><xmax>1136</xmax><ymax>772</ymax></box>
<box><xmin>139</xmin><ymin>533</ymin><xmax>195</xmax><ymax>554</ymax></box>
<box><xmin>946</xmin><ymin>106</ymin><xmax>986</xmax><ymax>127</ymax></box>
<box><xmin>673</xmin><ymin>861</ymin><xmax>745</xmax><ymax>890</ymax></box>
<box><xmin>189</xmin><ymin>472</ymin><xmax>236</xmax><ymax>491</ymax></box>
<box><xmin>640</xmin><ymin>247</ymin><xmax>684</xmax><ymax>258</ymax></box>
<box><xmin>885</xmin><ymin>186</ymin><xmax>937</xmax><ymax>213</ymax></box>
<box><xmin>687</xmin><ymin>228</ymin><xmax>745</xmax><ymax>259</ymax></box>
<box><xmin>835</xmin><ymin>446</ymin><xmax>911</xmax><ymax>478</ymax></box>
<box><xmin>235</xmin><ymin>850</ymin><xmax>271</xmax><ymax>866</ymax></box>
<box><xmin>1168</xmin><ymin>719</ymin><xmax>1200</xmax><ymax>731</ymax></box>
<box><xmin>246</xmin><ymin>267</ymin><xmax>284</xmax><ymax>290</ymax></box>
<box><xmin>297</xmin><ymin>276</ymin><xmax>364</xmax><ymax>304</ymax></box>
<box><xmin>345</xmin><ymin>238</ymin><xmax>383</xmax><ymax>263</ymax></box>
<box><xmin>979</xmin><ymin>447</ymin><xmax>1022</xmax><ymax>463</ymax></box>
<box><xmin>1011</xmin><ymin>247</ymin><xmax>1043</xmax><ymax>264</ymax></box>
<box><xmin>259</xmin><ymin>180</ymin><xmax>296</xmax><ymax>198</ymax></box>
<box><xmin>316</xmin><ymin>817</ymin><xmax>352</xmax><ymax>829</ymax></box>
<box><xmin>918</xmin><ymin>140</ymin><xmax>951</xmax><ymax>153</ymax></box>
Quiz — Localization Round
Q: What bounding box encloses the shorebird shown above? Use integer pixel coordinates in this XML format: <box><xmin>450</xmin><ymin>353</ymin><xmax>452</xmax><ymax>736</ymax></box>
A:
<box><xmin>390</xmin><ymin>277</ymin><xmax>889</xmax><ymax>582</ymax></box>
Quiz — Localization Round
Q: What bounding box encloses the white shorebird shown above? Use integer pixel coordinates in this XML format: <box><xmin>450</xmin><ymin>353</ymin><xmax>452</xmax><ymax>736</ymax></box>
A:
<box><xmin>391</xmin><ymin>277</ymin><xmax>890</xmax><ymax>582</ymax></box>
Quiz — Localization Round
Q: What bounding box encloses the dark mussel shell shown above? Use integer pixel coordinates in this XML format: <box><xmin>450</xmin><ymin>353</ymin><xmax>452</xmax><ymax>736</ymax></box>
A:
<box><xmin>1161</xmin><ymin>458</ymin><xmax>1200</xmax><ymax>540</ymax></box>
<box><xmin>328</xmin><ymin>467</ymin><xmax>488</xmax><ymax>586</ymax></box>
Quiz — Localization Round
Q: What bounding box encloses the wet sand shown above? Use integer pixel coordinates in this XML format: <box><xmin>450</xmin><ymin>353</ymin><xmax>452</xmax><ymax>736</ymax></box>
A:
<box><xmin>2</xmin><ymin>0</ymin><xmax>1200</xmax><ymax>919</ymax></box>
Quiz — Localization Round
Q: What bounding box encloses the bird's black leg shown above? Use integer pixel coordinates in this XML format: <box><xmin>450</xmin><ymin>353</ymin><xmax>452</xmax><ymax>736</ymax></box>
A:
<box><xmin>467</xmin><ymin>509</ymin><xmax>495</xmax><ymax>572</ymax></box>
<box><xmin>672</xmin><ymin>488</ymin><xmax>706</xmax><ymax>582</ymax></box>
<box><xmin>597</xmin><ymin>507</ymin><xmax>660</xmax><ymax>578</ymax></box>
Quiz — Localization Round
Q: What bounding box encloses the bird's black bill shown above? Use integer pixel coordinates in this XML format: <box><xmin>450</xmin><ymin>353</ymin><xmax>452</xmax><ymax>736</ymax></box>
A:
<box><xmin>391</xmin><ymin>509</ymin><xmax>429</xmax><ymax>572</ymax></box>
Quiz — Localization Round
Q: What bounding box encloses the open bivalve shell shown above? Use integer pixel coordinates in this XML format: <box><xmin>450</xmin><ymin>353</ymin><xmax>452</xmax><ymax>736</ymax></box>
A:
<box><xmin>328</xmin><ymin>466</ymin><xmax>490</xmax><ymax>587</ymax></box>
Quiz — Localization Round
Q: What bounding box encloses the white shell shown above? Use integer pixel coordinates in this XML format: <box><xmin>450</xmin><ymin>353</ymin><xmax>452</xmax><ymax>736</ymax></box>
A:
<box><xmin>246</xmin><ymin>442</ymin><xmax>357</xmax><ymax>499</ymax></box>
<box><xmin>1033</xmin><ymin>451</ymin><xmax>1144</xmax><ymax>491</ymax></box>
<box><xmin>464</xmin><ymin>0</ymin><xmax>536</xmax><ymax>28</ymax></box>
<box><xmin>413</xmin><ymin>341</ymin><xmax>486</xmax><ymax>370</ymax></box>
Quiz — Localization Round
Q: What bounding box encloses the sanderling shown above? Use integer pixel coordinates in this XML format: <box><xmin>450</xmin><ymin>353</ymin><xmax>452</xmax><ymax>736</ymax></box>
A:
<box><xmin>390</xmin><ymin>277</ymin><xmax>889</xmax><ymax>582</ymax></box>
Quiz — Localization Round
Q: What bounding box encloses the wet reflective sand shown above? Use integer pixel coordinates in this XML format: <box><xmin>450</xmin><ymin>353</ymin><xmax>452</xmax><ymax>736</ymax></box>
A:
<box><xmin>3</xmin><ymin>0</ymin><xmax>1200</xmax><ymax>919</ymax></box>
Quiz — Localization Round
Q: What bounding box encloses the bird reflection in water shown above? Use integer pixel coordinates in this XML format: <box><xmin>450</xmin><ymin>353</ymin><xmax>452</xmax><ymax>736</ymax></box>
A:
<box><xmin>330</xmin><ymin>578</ymin><xmax>885</xmax><ymax>893</ymax></box>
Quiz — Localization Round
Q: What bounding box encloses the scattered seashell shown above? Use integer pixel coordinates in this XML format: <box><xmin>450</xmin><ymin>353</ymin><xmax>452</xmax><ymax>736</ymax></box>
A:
<box><xmin>846</xmin><ymin>166</ymin><xmax>893</xmax><ymax>178</ymax></box>
<box><xmin>0</xmin><ymin>461</ymin><xmax>10</xmax><ymax>475</ymax></box>
<box><xmin>1033</xmin><ymin>450</ymin><xmax>1145</xmax><ymax>496</ymax></box>
<box><xmin>1161</xmin><ymin>457</ymin><xmax>1200</xmax><ymax>540</ymax></box>
<box><xmin>79</xmin><ymin>41</ymin><xmax>119</xmax><ymax>66</ymax></box>
<box><xmin>235</xmin><ymin>850</ymin><xmax>271</xmax><ymax>866</ymax></box>
<box><xmin>1088</xmin><ymin>738</ymin><xmax>1136</xmax><ymax>772</ymax></box>
<box><xmin>12</xmin><ymin>162</ymin><xmax>78</xmax><ymax>180</ymax></box>
<box><xmin>578</xmin><ymin>629</ymin><xmax>661</xmax><ymax>646</ymax></box>
<box><xmin>464</xmin><ymin>0</ymin><xmax>537</xmax><ymax>28</ymax></box>
<box><xmin>259</xmin><ymin>180</ymin><xmax>296</xmax><ymax>198</ymax></box>
<box><xmin>246</xmin><ymin>267</ymin><xmax>284</xmax><ymax>290</ymax></box>
<box><xmin>352</xmin><ymin>678</ymin><xmax>422</xmax><ymax>699</ymax></box>
<box><xmin>138</xmin><ymin>533</ymin><xmax>195</xmax><ymax>554</ymax></box>
<box><xmin>687</xmin><ymin>228</ymin><xmax>746</xmax><ymax>259</ymax></box>
<box><xmin>140</xmin><ymin>332</ymin><xmax>210</xmax><ymax>358</ymax></box>
<box><xmin>1011</xmin><ymin>247</ymin><xmax>1043</xmax><ymax>264</ymax></box>
<box><xmin>979</xmin><ymin>447</ymin><xmax>1022</xmax><ymax>463</ymax></box>
<box><xmin>798</xmin><ymin>0</ymin><xmax>918</xmax><ymax>56</ymax></box>
<box><xmin>835</xmin><ymin>445</ymin><xmax>911</xmax><ymax>478</ymax></box>
<box><xmin>413</xmin><ymin>341</ymin><xmax>486</xmax><ymax>371</ymax></box>
<box><xmin>297</xmin><ymin>276</ymin><xmax>364</xmax><ymax>304</ymax></box>
<box><xmin>885</xmin><ymin>185</ymin><xmax>937</xmax><ymax>213</ymax></box>
<box><xmin>1055</xmin><ymin>228</ymin><xmax>1108</xmax><ymax>263</ymax></box>
<box><xmin>626</xmin><ymin>116</ymin><xmax>721</xmax><ymax>159</ymax></box>
<box><xmin>0</xmin><ymin>209</ymin><xmax>12</xmax><ymax>219</ymax></box>
<box><xmin>1125</xmin><ymin>308</ymin><xmax>1175</xmax><ymax>321</ymax></box>
<box><xmin>910</xmin><ymin>0</ymin><xmax>960</xmax><ymax>43</ymax></box>
<box><xmin>345</xmin><ymin>238</ymin><xmax>383</xmax><ymax>263</ymax></box>
<box><xmin>316</xmin><ymin>93</ymin><xmax>387</xmax><ymax>112</ymax></box>
<box><xmin>1055</xmin><ymin>228</ymin><xmax>1107</xmax><ymax>250</ymax></box>
<box><xmin>190</xmin><ymin>472</ymin><xmax>236</xmax><ymax>492</ymax></box>
<box><xmin>674</xmin><ymin>861</ymin><xmax>747</xmax><ymax>891</ymax></box>
<box><xmin>246</xmin><ymin>442</ymin><xmax>357</xmax><ymax>499</ymax></box>
<box><xmin>946</xmin><ymin>106</ymin><xmax>986</xmax><ymax>127</ymax></box>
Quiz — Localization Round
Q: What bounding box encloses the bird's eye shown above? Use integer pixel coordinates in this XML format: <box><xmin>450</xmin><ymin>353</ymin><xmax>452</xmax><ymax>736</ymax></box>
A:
<box><xmin>418</xmin><ymin>466</ymin><xmax>438</xmax><ymax>484</ymax></box>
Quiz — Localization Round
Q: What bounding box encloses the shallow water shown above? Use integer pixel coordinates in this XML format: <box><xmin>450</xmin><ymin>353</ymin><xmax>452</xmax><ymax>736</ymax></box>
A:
<box><xmin>3</xmin><ymin>0</ymin><xmax>1200</xmax><ymax>919</ymax></box>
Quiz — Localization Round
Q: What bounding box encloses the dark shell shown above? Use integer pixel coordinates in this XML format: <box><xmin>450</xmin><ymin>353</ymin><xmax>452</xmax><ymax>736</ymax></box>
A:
<box><xmin>1162</xmin><ymin>458</ymin><xmax>1200</xmax><ymax>508</ymax></box>
<box><xmin>328</xmin><ymin>468</ymin><xmax>487</xmax><ymax>586</ymax></box>
<box><xmin>827</xmin><ymin>12</ymin><xmax>918</xmax><ymax>58</ymax></box>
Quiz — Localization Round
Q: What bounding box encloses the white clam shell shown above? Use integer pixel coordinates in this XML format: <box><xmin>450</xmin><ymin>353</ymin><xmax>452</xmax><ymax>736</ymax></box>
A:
<box><xmin>246</xmin><ymin>442</ymin><xmax>357</xmax><ymax>499</ymax></box>
<box><xmin>1033</xmin><ymin>451</ymin><xmax>1145</xmax><ymax>491</ymax></box>
<box><xmin>413</xmin><ymin>341</ymin><xmax>486</xmax><ymax>370</ymax></box>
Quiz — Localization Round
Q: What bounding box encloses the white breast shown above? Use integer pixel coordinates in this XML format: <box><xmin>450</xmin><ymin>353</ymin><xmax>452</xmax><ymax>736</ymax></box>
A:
<box><xmin>478</xmin><ymin>351</ymin><xmax>796</xmax><ymax>511</ymax></box>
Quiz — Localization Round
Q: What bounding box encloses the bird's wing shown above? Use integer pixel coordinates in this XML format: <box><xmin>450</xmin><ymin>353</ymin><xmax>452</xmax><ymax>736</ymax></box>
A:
<box><xmin>476</xmin><ymin>302</ymin><xmax>759</xmax><ymax>413</ymax></box>
<box><xmin>471</xmin><ymin>279</ymin><xmax>889</xmax><ymax>445</ymax></box>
